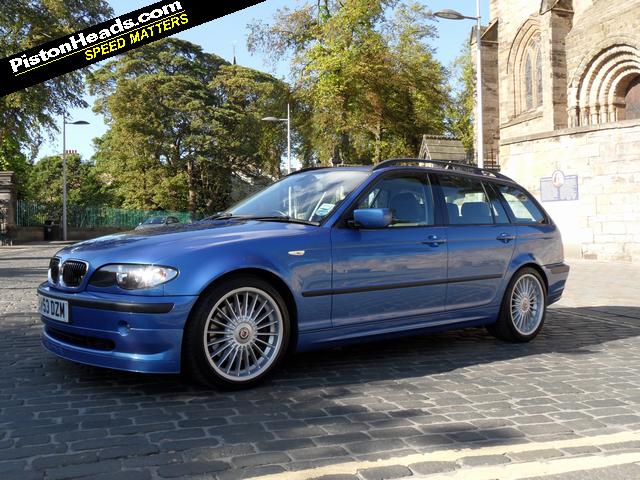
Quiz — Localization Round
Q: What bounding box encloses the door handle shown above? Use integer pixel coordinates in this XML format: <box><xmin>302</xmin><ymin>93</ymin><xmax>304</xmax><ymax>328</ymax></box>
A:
<box><xmin>423</xmin><ymin>235</ymin><xmax>447</xmax><ymax>246</ymax></box>
<box><xmin>497</xmin><ymin>232</ymin><xmax>516</xmax><ymax>243</ymax></box>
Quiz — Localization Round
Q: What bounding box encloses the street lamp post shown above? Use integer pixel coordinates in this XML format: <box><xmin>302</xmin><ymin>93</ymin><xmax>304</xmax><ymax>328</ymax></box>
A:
<box><xmin>61</xmin><ymin>115</ymin><xmax>89</xmax><ymax>241</ymax></box>
<box><xmin>262</xmin><ymin>102</ymin><xmax>291</xmax><ymax>174</ymax></box>
<box><xmin>434</xmin><ymin>1</ymin><xmax>485</xmax><ymax>169</ymax></box>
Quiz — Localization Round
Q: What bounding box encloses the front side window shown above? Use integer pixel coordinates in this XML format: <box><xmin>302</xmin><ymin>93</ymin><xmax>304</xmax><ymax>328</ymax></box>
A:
<box><xmin>357</xmin><ymin>176</ymin><xmax>435</xmax><ymax>227</ymax></box>
<box><xmin>439</xmin><ymin>175</ymin><xmax>494</xmax><ymax>225</ymax></box>
<box><xmin>229</xmin><ymin>170</ymin><xmax>369</xmax><ymax>224</ymax></box>
<box><xmin>497</xmin><ymin>185</ymin><xmax>547</xmax><ymax>224</ymax></box>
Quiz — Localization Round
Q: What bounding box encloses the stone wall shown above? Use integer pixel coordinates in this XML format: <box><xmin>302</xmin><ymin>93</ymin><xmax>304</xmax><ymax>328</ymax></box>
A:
<box><xmin>489</xmin><ymin>0</ymin><xmax>575</xmax><ymax>141</ymax></box>
<box><xmin>12</xmin><ymin>226</ymin><xmax>130</xmax><ymax>244</ymax></box>
<box><xmin>500</xmin><ymin>118</ymin><xmax>640</xmax><ymax>262</ymax></box>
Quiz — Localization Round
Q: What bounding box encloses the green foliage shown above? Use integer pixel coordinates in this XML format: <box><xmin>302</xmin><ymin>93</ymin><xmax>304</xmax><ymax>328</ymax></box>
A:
<box><xmin>248</xmin><ymin>0</ymin><xmax>449</xmax><ymax>165</ymax></box>
<box><xmin>87</xmin><ymin>39</ymin><xmax>289</xmax><ymax>214</ymax></box>
<box><xmin>447</xmin><ymin>44</ymin><xmax>475</xmax><ymax>155</ymax></box>
<box><xmin>0</xmin><ymin>137</ymin><xmax>32</xmax><ymax>199</ymax></box>
<box><xmin>0</xmin><ymin>1</ymin><xmax>112</xmax><ymax>153</ymax></box>
<box><xmin>26</xmin><ymin>154</ymin><xmax>112</xmax><ymax>213</ymax></box>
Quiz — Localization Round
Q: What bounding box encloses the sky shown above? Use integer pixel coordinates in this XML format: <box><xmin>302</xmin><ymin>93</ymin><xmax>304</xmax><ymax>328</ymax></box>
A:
<box><xmin>38</xmin><ymin>0</ymin><xmax>490</xmax><ymax>161</ymax></box>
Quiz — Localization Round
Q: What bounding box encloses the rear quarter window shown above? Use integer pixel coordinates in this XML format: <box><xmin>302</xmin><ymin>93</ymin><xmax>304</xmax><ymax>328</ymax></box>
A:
<box><xmin>497</xmin><ymin>184</ymin><xmax>547</xmax><ymax>224</ymax></box>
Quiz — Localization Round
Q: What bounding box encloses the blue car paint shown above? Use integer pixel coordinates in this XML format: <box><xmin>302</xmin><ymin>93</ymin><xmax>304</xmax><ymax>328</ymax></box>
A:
<box><xmin>39</xmin><ymin>166</ymin><xmax>569</xmax><ymax>374</ymax></box>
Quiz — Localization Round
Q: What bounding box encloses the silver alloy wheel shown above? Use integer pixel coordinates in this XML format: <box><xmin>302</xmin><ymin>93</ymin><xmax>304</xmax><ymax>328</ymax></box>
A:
<box><xmin>510</xmin><ymin>273</ymin><xmax>545</xmax><ymax>336</ymax></box>
<box><xmin>203</xmin><ymin>287</ymin><xmax>284</xmax><ymax>382</ymax></box>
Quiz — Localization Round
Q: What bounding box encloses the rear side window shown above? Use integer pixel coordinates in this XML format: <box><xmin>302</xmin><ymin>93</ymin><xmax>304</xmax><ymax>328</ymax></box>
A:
<box><xmin>439</xmin><ymin>175</ymin><xmax>494</xmax><ymax>225</ymax></box>
<box><xmin>497</xmin><ymin>185</ymin><xmax>547</xmax><ymax>224</ymax></box>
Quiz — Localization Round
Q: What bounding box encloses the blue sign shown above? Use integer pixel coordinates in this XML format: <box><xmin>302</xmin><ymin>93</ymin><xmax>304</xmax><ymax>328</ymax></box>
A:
<box><xmin>540</xmin><ymin>170</ymin><xmax>579</xmax><ymax>202</ymax></box>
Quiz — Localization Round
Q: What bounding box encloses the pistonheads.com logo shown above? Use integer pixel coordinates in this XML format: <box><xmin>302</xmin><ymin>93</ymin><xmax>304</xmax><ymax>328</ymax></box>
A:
<box><xmin>9</xmin><ymin>2</ymin><xmax>186</xmax><ymax>75</ymax></box>
<box><xmin>0</xmin><ymin>0</ymin><xmax>265</xmax><ymax>97</ymax></box>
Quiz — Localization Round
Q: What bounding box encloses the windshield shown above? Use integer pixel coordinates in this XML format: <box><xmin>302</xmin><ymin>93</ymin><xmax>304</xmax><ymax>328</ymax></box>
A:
<box><xmin>228</xmin><ymin>170</ymin><xmax>369</xmax><ymax>224</ymax></box>
<box><xmin>143</xmin><ymin>216</ymin><xmax>165</xmax><ymax>225</ymax></box>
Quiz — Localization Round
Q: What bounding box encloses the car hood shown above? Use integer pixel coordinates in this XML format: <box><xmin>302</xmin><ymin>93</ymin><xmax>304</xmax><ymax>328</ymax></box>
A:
<box><xmin>56</xmin><ymin>219</ymin><xmax>316</xmax><ymax>267</ymax></box>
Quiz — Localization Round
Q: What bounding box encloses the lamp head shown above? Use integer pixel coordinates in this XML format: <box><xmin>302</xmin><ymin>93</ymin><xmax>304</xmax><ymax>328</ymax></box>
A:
<box><xmin>433</xmin><ymin>9</ymin><xmax>468</xmax><ymax>20</ymax></box>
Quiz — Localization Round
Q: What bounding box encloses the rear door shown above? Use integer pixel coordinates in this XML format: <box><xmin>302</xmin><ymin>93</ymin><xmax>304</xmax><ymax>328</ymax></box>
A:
<box><xmin>494</xmin><ymin>182</ymin><xmax>557</xmax><ymax>262</ymax></box>
<box><xmin>436</xmin><ymin>174</ymin><xmax>517</xmax><ymax>311</ymax></box>
<box><xmin>330</xmin><ymin>172</ymin><xmax>448</xmax><ymax>327</ymax></box>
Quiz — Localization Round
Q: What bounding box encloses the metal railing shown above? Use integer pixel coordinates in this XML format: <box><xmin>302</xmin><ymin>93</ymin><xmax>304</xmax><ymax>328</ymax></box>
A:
<box><xmin>16</xmin><ymin>200</ymin><xmax>195</xmax><ymax>229</ymax></box>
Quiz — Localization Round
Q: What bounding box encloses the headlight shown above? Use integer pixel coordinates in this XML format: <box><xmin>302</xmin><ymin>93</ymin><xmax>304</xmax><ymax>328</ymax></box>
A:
<box><xmin>89</xmin><ymin>264</ymin><xmax>178</xmax><ymax>290</ymax></box>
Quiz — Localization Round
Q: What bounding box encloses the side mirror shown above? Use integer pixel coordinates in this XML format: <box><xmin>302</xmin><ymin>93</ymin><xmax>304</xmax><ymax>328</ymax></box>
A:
<box><xmin>352</xmin><ymin>208</ymin><xmax>392</xmax><ymax>229</ymax></box>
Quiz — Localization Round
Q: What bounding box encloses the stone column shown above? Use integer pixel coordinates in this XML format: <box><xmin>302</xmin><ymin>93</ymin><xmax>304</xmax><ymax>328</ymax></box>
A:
<box><xmin>567</xmin><ymin>106</ymin><xmax>580</xmax><ymax>127</ymax></box>
<box><xmin>0</xmin><ymin>172</ymin><xmax>15</xmax><ymax>226</ymax></box>
<box><xmin>471</xmin><ymin>23</ymin><xmax>500</xmax><ymax>168</ymax></box>
<box><xmin>0</xmin><ymin>172</ymin><xmax>16</xmax><ymax>244</ymax></box>
<box><xmin>545</xmin><ymin>7</ymin><xmax>573</xmax><ymax>130</ymax></box>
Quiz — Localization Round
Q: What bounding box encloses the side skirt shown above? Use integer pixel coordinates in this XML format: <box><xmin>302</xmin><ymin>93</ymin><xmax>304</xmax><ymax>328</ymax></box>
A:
<box><xmin>296</xmin><ymin>306</ymin><xmax>499</xmax><ymax>352</ymax></box>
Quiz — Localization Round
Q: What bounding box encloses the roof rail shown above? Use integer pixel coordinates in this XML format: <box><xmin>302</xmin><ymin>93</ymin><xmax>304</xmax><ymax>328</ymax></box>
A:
<box><xmin>286</xmin><ymin>166</ymin><xmax>329</xmax><ymax>176</ymax></box>
<box><xmin>373</xmin><ymin>158</ymin><xmax>512</xmax><ymax>181</ymax></box>
<box><xmin>286</xmin><ymin>164</ymin><xmax>369</xmax><ymax>176</ymax></box>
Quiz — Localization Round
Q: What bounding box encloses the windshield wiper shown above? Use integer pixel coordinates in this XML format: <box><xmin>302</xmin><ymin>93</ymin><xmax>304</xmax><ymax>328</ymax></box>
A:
<box><xmin>203</xmin><ymin>213</ymin><xmax>316</xmax><ymax>225</ymax></box>
<box><xmin>241</xmin><ymin>216</ymin><xmax>318</xmax><ymax>226</ymax></box>
<box><xmin>203</xmin><ymin>212</ymin><xmax>237</xmax><ymax>221</ymax></box>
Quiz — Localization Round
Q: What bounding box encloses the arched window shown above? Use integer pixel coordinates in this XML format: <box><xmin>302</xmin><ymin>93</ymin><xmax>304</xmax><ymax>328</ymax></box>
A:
<box><xmin>525</xmin><ymin>53</ymin><xmax>533</xmax><ymax>111</ymax></box>
<box><xmin>507</xmin><ymin>18</ymin><xmax>544</xmax><ymax>117</ymax></box>
<box><xmin>535</xmin><ymin>46</ymin><xmax>543</xmax><ymax>106</ymax></box>
<box><xmin>520</xmin><ymin>40</ymin><xmax>543</xmax><ymax>112</ymax></box>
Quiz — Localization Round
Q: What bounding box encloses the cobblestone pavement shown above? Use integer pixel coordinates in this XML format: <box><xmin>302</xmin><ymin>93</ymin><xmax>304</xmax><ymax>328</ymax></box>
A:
<box><xmin>1</xmin><ymin>245</ymin><xmax>640</xmax><ymax>479</ymax></box>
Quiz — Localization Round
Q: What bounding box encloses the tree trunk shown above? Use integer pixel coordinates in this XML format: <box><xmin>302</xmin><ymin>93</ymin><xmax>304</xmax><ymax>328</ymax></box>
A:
<box><xmin>374</xmin><ymin>119</ymin><xmax>382</xmax><ymax>164</ymax></box>
<box><xmin>186</xmin><ymin>158</ymin><xmax>197</xmax><ymax>216</ymax></box>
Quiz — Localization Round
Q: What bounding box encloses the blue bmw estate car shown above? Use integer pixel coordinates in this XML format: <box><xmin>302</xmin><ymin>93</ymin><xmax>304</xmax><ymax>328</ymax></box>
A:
<box><xmin>38</xmin><ymin>159</ymin><xmax>569</xmax><ymax>388</ymax></box>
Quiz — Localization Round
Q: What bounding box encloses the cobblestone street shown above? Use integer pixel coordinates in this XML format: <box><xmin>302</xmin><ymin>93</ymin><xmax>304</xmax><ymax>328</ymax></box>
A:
<box><xmin>1</xmin><ymin>244</ymin><xmax>640</xmax><ymax>479</ymax></box>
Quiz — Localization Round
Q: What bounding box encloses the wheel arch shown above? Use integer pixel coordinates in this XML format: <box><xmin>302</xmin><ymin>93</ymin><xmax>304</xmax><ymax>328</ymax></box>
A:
<box><xmin>515</xmin><ymin>262</ymin><xmax>549</xmax><ymax>293</ymax></box>
<box><xmin>184</xmin><ymin>267</ymin><xmax>299</xmax><ymax>356</ymax></box>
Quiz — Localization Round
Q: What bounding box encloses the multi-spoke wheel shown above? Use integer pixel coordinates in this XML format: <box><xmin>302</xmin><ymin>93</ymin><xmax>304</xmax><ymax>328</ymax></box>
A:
<box><xmin>183</xmin><ymin>276</ymin><xmax>290</xmax><ymax>389</ymax></box>
<box><xmin>487</xmin><ymin>267</ymin><xmax>547</xmax><ymax>342</ymax></box>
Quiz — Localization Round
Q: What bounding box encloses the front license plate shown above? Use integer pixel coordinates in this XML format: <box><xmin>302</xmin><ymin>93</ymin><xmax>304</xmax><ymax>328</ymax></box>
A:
<box><xmin>38</xmin><ymin>294</ymin><xmax>69</xmax><ymax>323</ymax></box>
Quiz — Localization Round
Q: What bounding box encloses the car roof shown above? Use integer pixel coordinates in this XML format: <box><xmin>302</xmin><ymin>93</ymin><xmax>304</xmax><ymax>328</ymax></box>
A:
<box><xmin>289</xmin><ymin>158</ymin><xmax>515</xmax><ymax>184</ymax></box>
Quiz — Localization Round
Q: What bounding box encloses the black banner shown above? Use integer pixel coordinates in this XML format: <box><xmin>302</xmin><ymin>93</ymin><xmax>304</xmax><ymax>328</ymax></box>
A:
<box><xmin>0</xmin><ymin>0</ymin><xmax>265</xmax><ymax>97</ymax></box>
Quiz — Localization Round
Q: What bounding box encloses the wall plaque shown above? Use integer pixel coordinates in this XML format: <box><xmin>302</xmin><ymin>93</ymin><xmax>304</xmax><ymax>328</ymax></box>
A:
<box><xmin>540</xmin><ymin>170</ymin><xmax>579</xmax><ymax>202</ymax></box>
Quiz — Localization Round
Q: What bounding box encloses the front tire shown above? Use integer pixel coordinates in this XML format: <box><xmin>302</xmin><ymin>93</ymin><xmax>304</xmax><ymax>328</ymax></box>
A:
<box><xmin>487</xmin><ymin>267</ymin><xmax>547</xmax><ymax>342</ymax></box>
<box><xmin>183</xmin><ymin>276</ymin><xmax>290</xmax><ymax>389</ymax></box>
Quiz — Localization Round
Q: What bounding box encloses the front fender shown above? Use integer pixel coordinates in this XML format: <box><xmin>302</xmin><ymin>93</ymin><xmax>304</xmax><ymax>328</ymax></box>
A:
<box><xmin>161</xmin><ymin>228</ymin><xmax>333</xmax><ymax>333</ymax></box>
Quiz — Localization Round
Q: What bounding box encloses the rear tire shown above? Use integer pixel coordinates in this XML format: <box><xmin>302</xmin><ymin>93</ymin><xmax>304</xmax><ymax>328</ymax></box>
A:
<box><xmin>487</xmin><ymin>267</ymin><xmax>547</xmax><ymax>343</ymax></box>
<box><xmin>183</xmin><ymin>276</ymin><xmax>290</xmax><ymax>389</ymax></box>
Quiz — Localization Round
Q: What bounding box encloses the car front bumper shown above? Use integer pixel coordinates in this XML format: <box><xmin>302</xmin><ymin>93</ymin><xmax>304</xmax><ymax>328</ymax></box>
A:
<box><xmin>38</xmin><ymin>283</ymin><xmax>198</xmax><ymax>374</ymax></box>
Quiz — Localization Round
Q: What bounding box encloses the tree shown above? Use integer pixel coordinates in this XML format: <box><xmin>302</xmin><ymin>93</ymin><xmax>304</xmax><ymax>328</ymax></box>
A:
<box><xmin>447</xmin><ymin>44</ymin><xmax>475</xmax><ymax>155</ymax></box>
<box><xmin>88</xmin><ymin>39</ymin><xmax>289</xmax><ymax>214</ymax></box>
<box><xmin>248</xmin><ymin>0</ymin><xmax>449</xmax><ymax>165</ymax></box>
<box><xmin>26</xmin><ymin>154</ymin><xmax>111</xmax><ymax>218</ymax></box>
<box><xmin>0</xmin><ymin>137</ymin><xmax>32</xmax><ymax>199</ymax></box>
<box><xmin>0</xmin><ymin>1</ymin><xmax>112</xmax><ymax>157</ymax></box>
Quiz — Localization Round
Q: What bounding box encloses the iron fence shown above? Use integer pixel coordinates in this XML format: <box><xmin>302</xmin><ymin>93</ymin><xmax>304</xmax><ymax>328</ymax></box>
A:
<box><xmin>16</xmin><ymin>200</ymin><xmax>195</xmax><ymax>229</ymax></box>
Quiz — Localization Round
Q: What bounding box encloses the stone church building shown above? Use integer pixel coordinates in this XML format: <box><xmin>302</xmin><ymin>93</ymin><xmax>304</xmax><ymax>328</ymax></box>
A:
<box><xmin>476</xmin><ymin>0</ymin><xmax>640</xmax><ymax>261</ymax></box>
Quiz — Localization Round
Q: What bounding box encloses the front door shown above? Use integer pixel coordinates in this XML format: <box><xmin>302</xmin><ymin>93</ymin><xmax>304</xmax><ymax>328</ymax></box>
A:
<box><xmin>437</xmin><ymin>174</ymin><xmax>516</xmax><ymax>311</ymax></box>
<box><xmin>331</xmin><ymin>173</ymin><xmax>448</xmax><ymax>327</ymax></box>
